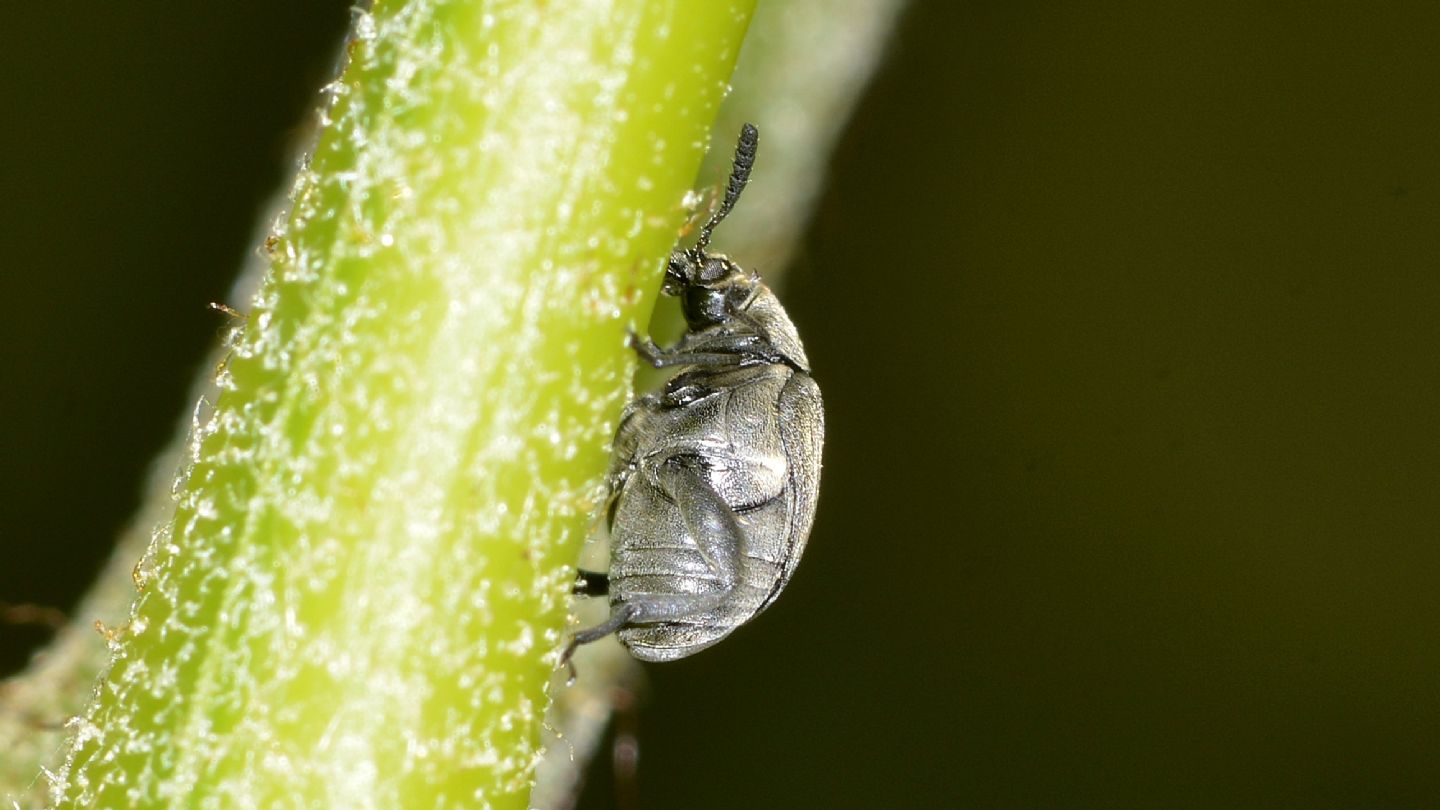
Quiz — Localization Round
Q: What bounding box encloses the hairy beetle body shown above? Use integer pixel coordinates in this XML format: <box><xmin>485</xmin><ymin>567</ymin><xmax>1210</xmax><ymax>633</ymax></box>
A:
<box><xmin>568</xmin><ymin>124</ymin><xmax>824</xmax><ymax>663</ymax></box>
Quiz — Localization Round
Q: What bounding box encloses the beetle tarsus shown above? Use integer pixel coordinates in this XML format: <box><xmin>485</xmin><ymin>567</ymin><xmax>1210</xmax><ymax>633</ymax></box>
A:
<box><xmin>562</xmin><ymin>602</ymin><xmax>638</xmax><ymax>665</ymax></box>
<box><xmin>574</xmin><ymin>569</ymin><xmax>610</xmax><ymax>596</ymax></box>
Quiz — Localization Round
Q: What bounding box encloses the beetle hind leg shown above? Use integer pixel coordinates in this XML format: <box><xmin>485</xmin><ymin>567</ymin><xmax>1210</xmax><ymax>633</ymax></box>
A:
<box><xmin>573</xmin><ymin>569</ymin><xmax>609</xmax><ymax>596</ymax></box>
<box><xmin>656</xmin><ymin>460</ymin><xmax>743</xmax><ymax>588</ymax></box>
<box><xmin>566</xmin><ymin>461</ymin><xmax>747</xmax><ymax>660</ymax></box>
<box><xmin>615</xmin><ymin>460</ymin><xmax>745</xmax><ymax>626</ymax></box>
<box><xmin>561</xmin><ymin>603</ymin><xmax>637</xmax><ymax>665</ymax></box>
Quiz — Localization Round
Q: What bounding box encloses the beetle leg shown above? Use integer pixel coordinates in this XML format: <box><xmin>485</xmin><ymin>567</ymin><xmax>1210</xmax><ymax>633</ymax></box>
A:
<box><xmin>566</xmin><ymin>460</ymin><xmax>745</xmax><ymax>656</ymax></box>
<box><xmin>562</xmin><ymin>603</ymin><xmax>637</xmax><ymax>665</ymax></box>
<box><xmin>658</xmin><ymin>460</ymin><xmax>742</xmax><ymax>590</ymax></box>
<box><xmin>627</xmin><ymin>330</ymin><xmax>750</xmax><ymax>369</ymax></box>
<box><xmin>629</xmin><ymin>334</ymin><xmax>739</xmax><ymax>368</ymax></box>
<box><xmin>616</xmin><ymin>460</ymin><xmax>742</xmax><ymax>625</ymax></box>
<box><xmin>573</xmin><ymin>569</ymin><xmax>610</xmax><ymax>596</ymax></box>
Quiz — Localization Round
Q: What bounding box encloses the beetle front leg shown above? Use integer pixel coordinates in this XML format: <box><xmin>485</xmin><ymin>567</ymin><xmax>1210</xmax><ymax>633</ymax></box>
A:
<box><xmin>628</xmin><ymin>332</ymin><xmax>742</xmax><ymax>369</ymax></box>
<box><xmin>626</xmin><ymin>329</ymin><xmax>781</xmax><ymax>369</ymax></box>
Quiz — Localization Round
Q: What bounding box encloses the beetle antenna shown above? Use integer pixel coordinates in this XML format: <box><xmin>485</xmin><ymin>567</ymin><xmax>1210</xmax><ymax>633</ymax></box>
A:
<box><xmin>694</xmin><ymin>122</ymin><xmax>758</xmax><ymax>253</ymax></box>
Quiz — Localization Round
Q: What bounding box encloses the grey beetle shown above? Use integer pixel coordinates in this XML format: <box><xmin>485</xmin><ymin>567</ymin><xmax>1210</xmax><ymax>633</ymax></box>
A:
<box><xmin>566</xmin><ymin>123</ymin><xmax>824</xmax><ymax>663</ymax></box>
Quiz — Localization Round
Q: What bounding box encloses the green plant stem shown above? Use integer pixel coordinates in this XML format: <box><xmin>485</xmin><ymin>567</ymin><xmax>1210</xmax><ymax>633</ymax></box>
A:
<box><xmin>45</xmin><ymin>1</ymin><xmax>754</xmax><ymax>807</ymax></box>
<box><xmin>532</xmin><ymin>1</ymin><xmax>908</xmax><ymax>803</ymax></box>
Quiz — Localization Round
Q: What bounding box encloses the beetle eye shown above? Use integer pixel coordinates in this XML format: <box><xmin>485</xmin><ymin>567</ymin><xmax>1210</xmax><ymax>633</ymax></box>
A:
<box><xmin>699</xmin><ymin>257</ymin><xmax>731</xmax><ymax>283</ymax></box>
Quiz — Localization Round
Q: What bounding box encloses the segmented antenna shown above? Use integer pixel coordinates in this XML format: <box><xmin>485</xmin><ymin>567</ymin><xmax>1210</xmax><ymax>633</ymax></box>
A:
<box><xmin>694</xmin><ymin>122</ymin><xmax>759</xmax><ymax>252</ymax></box>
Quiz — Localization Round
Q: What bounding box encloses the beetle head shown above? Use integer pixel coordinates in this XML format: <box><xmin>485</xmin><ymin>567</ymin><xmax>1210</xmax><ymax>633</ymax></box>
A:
<box><xmin>665</xmin><ymin>247</ymin><xmax>757</xmax><ymax>328</ymax></box>
<box><xmin>664</xmin><ymin>248</ymin><xmax>740</xmax><ymax>291</ymax></box>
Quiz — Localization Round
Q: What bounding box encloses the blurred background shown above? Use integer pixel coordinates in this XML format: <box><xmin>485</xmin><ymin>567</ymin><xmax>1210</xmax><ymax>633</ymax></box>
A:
<box><xmin>3</xmin><ymin>3</ymin><xmax>1439</xmax><ymax>807</ymax></box>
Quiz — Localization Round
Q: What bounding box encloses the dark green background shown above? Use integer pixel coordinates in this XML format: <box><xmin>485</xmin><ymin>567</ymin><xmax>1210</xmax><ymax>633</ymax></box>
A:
<box><xmin>3</xmin><ymin>3</ymin><xmax>1438</xmax><ymax>807</ymax></box>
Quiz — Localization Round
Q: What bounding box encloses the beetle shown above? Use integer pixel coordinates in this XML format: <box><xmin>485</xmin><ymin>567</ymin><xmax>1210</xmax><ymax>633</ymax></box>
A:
<box><xmin>565</xmin><ymin>123</ymin><xmax>824</xmax><ymax>663</ymax></box>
